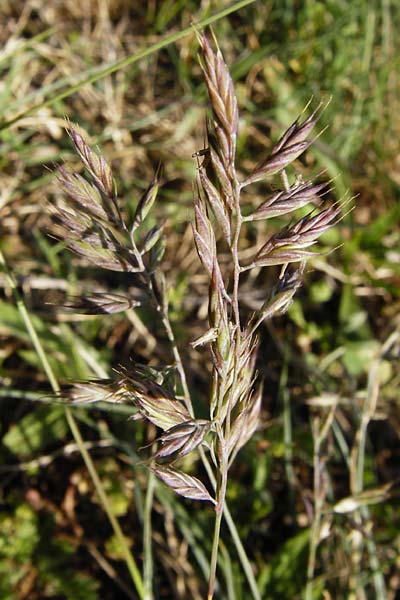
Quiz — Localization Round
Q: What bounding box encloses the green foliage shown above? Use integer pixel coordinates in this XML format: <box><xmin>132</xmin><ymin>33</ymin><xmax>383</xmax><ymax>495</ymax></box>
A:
<box><xmin>3</xmin><ymin>406</ymin><xmax>67</xmax><ymax>460</ymax></box>
<box><xmin>258</xmin><ymin>530</ymin><xmax>311</xmax><ymax>599</ymax></box>
<box><xmin>0</xmin><ymin>503</ymin><xmax>99</xmax><ymax>599</ymax></box>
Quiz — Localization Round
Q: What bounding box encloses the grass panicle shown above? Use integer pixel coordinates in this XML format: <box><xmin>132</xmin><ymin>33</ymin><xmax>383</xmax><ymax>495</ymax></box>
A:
<box><xmin>49</xmin><ymin>33</ymin><xmax>342</xmax><ymax>599</ymax></box>
<box><xmin>1</xmin><ymin>3</ymin><xmax>397</xmax><ymax>599</ymax></box>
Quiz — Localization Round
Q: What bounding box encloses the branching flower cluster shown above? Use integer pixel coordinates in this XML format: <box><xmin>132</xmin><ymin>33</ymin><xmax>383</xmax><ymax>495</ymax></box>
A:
<box><xmin>52</xmin><ymin>34</ymin><xmax>341</xmax><ymax>598</ymax></box>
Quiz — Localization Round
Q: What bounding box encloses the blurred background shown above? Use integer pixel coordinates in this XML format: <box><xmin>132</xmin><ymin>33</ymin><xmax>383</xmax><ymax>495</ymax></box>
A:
<box><xmin>0</xmin><ymin>1</ymin><xmax>399</xmax><ymax>598</ymax></box>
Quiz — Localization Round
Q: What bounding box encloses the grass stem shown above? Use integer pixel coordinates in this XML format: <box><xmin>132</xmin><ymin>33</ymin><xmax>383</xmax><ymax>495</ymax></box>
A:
<box><xmin>143</xmin><ymin>468</ymin><xmax>156</xmax><ymax>600</ymax></box>
<box><xmin>208</xmin><ymin>439</ymin><xmax>229</xmax><ymax>600</ymax></box>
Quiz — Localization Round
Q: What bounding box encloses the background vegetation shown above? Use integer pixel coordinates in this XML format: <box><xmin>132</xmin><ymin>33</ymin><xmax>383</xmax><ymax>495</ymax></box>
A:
<box><xmin>0</xmin><ymin>1</ymin><xmax>399</xmax><ymax>598</ymax></box>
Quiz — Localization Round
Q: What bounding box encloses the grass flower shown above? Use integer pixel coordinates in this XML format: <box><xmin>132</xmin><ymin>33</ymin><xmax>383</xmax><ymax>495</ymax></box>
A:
<box><xmin>51</xmin><ymin>33</ymin><xmax>341</xmax><ymax>600</ymax></box>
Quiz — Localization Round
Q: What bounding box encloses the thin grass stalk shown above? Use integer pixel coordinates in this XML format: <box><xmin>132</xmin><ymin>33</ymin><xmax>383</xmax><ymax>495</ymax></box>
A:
<box><xmin>0</xmin><ymin>249</ymin><xmax>145</xmax><ymax>599</ymax></box>
<box><xmin>87</xmin><ymin>543</ymin><xmax>138</xmax><ymax>600</ymax></box>
<box><xmin>0</xmin><ymin>441</ymin><xmax>114</xmax><ymax>475</ymax></box>
<box><xmin>221</xmin><ymin>504</ymin><xmax>261</xmax><ymax>600</ymax></box>
<box><xmin>280</xmin><ymin>349</ymin><xmax>295</xmax><ymax>512</ymax></box>
<box><xmin>306</xmin><ymin>406</ymin><xmax>336</xmax><ymax>600</ymax></box>
<box><xmin>159</xmin><ymin>310</ymin><xmax>193</xmax><ymax>415</ymax></box>
<box><xmin>0</xmin><ymin>26</ymin><xmax>57</xmax><ymax>66</ymax></box>
<box><xmin>305</xmin><ymin>416</ymin><xmax>322</xmax><ymax>600</ymax></box>
<box><xmin>126</xmin><ymin>236</ymin><xmax>194</xmax><ymax>415</ymax></box>
<box><xmin>208</xmin><ymin>429</ymin><xmax>229</xmax><ymax>600</ymax></box>
<box><xmin>198</xmin><ymin>442</ymin><xmax>261</xmax><ymax>600</ymax></box>
<box><xmin>348</xmin><ymin>334</ymin><xmax>398</xmax><ymax>598</ymax></box>
<box><xmin>143</xmin><ymin>469</ymin><xmax>156</xmax><ymax>600</ymax></box>
<box><xmin>220</xmin><ymin>541</ymin><xmax>236</xmax><ymax>600</ymax></box>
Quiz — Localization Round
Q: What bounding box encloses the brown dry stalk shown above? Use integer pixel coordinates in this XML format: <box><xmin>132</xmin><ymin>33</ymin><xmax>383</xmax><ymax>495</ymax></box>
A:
<box><xmin>50</xmin><ymin>33</ymin><xmax>342</xmax><ymax>600</ymax></box>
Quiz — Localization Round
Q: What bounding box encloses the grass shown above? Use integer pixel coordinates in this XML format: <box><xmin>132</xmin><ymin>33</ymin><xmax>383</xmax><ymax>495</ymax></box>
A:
<box><xmin>0</xmin><ymin>1</ymin><xmax>399</xmax><ymax>599</ymax></box>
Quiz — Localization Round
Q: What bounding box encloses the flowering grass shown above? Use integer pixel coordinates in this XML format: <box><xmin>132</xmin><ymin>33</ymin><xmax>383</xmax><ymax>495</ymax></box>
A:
<box><xmin>0</xmin><ymin>2</ymin><xmax>399</xmax><ymax>599</ymax></box>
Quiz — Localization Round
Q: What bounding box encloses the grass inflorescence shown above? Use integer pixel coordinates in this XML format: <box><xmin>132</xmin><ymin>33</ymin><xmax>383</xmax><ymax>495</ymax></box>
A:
<box><xmin>0</xmin><ymin>3</ymin><xmax>399</xmax><ymax>599</ymax></box>
<box><xmin>49</xmin><ymin>33</ymin><xmax>342</xmax><ymax>599</ymax></box>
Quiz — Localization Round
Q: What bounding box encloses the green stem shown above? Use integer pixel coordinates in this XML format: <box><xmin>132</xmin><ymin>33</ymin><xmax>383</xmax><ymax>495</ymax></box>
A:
<box><xmin>208</xmin><ymin>444</ymin><xmax>229</xmax><ymax>600</ymax></box>
<box><xmin>143</xmin><ymin>468</ymin><xmax>156</xmax><ymax>600</ymax></box>
<box><xmin>208</xmin><ymin>506</ymin><xmax>225</xmax><ymax>600</ymax></box>
<box><xmin>0</xmin><ymin>249</ymin><xmax>144</xmax><ymax>599</ymax></box>
<box><xmin>198</xmin><ymin>447</ymin><xmax>260</xmax><ymax>600</ymax></box>
<box><xmin>280</xmin><ymin>350</ymin><xmax>295</xmax><ymax>512</ymax></box>
<box><xmin>305</xmin><ymin>420</ymin><xmax>321</xmax><ymax>600</ymax></box>
<box><xmin>222</xmin><ymin>503</ymin><xmax>260</xmax><ymax>600</ymax></box>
